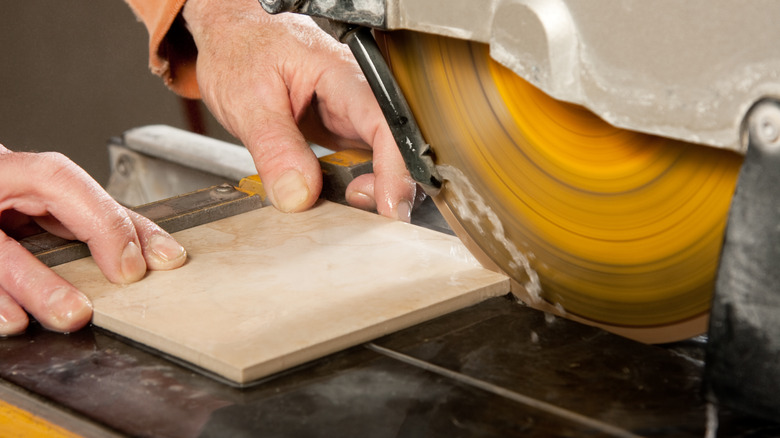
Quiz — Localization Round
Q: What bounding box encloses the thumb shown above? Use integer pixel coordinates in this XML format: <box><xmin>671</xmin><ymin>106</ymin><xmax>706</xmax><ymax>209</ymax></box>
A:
<box><xmin>240</xmin><ymin>88</ymin><xmax>323</xmax><ymax>213</ymax></box>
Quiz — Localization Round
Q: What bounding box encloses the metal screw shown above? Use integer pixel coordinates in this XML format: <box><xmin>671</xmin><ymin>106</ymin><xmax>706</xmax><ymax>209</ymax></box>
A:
<box><xmin>750</xmin><ymin>101</ymin><xmax>780</xmax><ymax>151</ymax></box>
<box><xmin>116</xmin><ymin>155</ymin><xmax>134</xmax><ymax>177</ymax></box>
<box><xmin>258</xmin><ymin>0</ymin><xmax>300</xmax><ymax>14</ymax></box>
<box><xmin>216</xmin><ymin>183</ymin><xmax>234</xmax><ymax>193</ymax></box>
<box><xmin>760</xmin><ymin>118</ymin><xmax>779</xmax><ymax>144</ymax></box>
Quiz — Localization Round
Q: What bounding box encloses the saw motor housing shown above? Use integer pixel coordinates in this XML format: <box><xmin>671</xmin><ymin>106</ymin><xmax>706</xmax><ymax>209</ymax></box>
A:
<box><xmin>263</xmin><ymin>0</ymin><xmax>780</xmax><ymax>153</ymax></box>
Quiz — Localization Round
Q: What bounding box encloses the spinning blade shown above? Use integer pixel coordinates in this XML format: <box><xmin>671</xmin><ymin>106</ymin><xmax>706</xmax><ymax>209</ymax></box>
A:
<box><xmin>381</xmin><ymin>31</ymin><xmax>743</xmax><ymax>342</ymax></box>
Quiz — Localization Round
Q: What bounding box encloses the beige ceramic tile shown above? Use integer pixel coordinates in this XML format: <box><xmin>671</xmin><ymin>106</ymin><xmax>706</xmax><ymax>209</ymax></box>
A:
<box><xmin>52</xmin><ymin>201</ymin><xmax>509</xmax><ymax>384</ymax></box>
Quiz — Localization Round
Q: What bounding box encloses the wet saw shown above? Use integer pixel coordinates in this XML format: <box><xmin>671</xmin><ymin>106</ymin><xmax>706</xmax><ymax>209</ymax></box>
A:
<box><xmin>258</xmin><ymin>0</ymin><xmax>780</xmax><ymax>420</ymax></box>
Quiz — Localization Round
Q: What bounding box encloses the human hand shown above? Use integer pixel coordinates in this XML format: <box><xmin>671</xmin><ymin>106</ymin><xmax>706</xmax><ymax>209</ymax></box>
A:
<box><xmin>182</xmin><ymin>0</ymin><xmax>419</xmax><ymax>221</ymax></box>
<box><xmin>0</xmin><ymin>146</ymin><xmax>187</xmax><ymax>335</ymax></box>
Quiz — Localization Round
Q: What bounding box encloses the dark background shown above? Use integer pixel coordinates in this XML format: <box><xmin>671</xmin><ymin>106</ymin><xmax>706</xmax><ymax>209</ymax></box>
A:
<box><xmin>0</xmin><ymin>1</ymin><xmax>232</xmax><ymax>186</ymax></box>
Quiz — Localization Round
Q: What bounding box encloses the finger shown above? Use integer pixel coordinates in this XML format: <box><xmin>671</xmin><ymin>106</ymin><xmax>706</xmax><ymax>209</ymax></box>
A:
<box><xmin>0</xmin><ymin>288</ymin><xmax>30</xmax><ymax>336</ymax></box>
<box><xmin>125</xmin><ymin>209</ymin><xmax>187</xmax><ymax>271</ymax></box>
<box><xmin>296</xmin><ymin>98</ymin><xmax>370</xmax><ymax>152</ymax></box>
<box><xmin>338</xmin><ymin>115</ymin><xmax>417</xmax><ymax>221</ymax></box>
<box><xmin>0</xmin><ymin>233</ymin><xmax>92</xmax><ymax>333</ymax></box>
<box><xmin>236</xmin><ymin>77</ymin><xmax>323</xmax><ymax>214</ymax></box>
<box><xmin>345</xmin><ymin>173</ymin><xmax>378</xmax><ymax>211</ymax></box>
<box><xmin>36</xmin><ymin>208</ymin><xmax>187</xmax><ymax>271</ymax></box>
<box><xmin>345</xmin><ymin>172</ymin><xmax>427</xmax><ymax>216</ymax></box>
<box><xmin>1</xmin><ymin>152</ymin><xmax>147</xmax><ymax>283</ymax></box>
<box><xmin>33</xmin><ymin>213</ymin><xmax>76</xmax><ymax>240</ymax></box>
<box><xmin>313</xmin><ymin>67</ymin><xmax>417</xmax><ymax>221</ymax></box>
<box><xmin>365</xmin><ymin>126</ymin><xmax>418</xmax><ymax>222</ymax></box>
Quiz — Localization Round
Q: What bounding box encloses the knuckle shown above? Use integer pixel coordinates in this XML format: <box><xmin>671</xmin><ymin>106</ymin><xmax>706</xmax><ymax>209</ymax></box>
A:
<box><xmin>125</xmin><ymin>209</ymin><xmax>162</xmax><ymax>236</ymax></box>
<box><xmin>96</xmin><ymin>197</ymin><xmax>135</xmax><ymax>236</ymax></box>
<box><xmin>246</xmin><ymin>125</ymin><xmax>309</xmax><ymax>167</ymax></box>
<box><xmin>35</xmin><ymin>152</ymin><xmax>83</xmax><ymax>183</ymax></box>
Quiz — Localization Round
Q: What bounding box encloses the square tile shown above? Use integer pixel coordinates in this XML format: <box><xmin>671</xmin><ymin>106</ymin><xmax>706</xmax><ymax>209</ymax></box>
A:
<box><xmin>52</xmin><ymin>201</ymin><xmax>509</xmax><ymax>384</ymax></box>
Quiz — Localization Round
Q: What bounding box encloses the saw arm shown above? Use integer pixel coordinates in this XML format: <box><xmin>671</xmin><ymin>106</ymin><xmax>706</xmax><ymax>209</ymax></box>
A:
<box><xmin>257</xmin><ymin>0</ymin><xmax>780</xmax><ymax>419</ymax></box>
<box><xmin>263</xmin><ymin>0</ymin><xmax>750</xmax><ymax>342</ymax></box>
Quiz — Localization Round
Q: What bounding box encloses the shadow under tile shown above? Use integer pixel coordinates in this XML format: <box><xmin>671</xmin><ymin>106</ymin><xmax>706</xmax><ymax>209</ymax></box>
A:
<box><xmin>372</xmin><ymin>296</ymin><xmax>780</xmax><ymax>438</ymax></box>
<box><xmin>197</xmin><ymin>352</ymin><xmax>618</xmax><ymax>438</ymax></box>
<box><xmin>0</xmin><ymin>321</ymin><xmax>607</xmax><ymax>438</ymax></box>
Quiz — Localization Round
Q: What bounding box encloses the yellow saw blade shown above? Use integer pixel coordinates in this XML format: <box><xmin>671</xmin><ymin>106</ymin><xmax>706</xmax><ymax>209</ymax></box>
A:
<box><xmin>380</xmin><ymin>31</ymin><xmax>743</xmax><ymax>342</ymax></box>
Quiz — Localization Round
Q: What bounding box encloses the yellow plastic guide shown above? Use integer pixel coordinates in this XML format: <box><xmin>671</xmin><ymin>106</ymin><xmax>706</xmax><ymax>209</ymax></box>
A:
<box><xmin>381</xmin><ymin>31</ymin><xmax>743</xmax><ymax>341</ymax></box>
<box><xmin>0</xmin><ymin>400</ymin><xmax>80</xmax><ymax>438</ymax></box>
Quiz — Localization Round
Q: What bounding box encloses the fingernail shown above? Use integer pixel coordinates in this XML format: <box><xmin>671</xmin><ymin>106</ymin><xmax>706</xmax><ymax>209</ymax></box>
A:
<box><xmin>148</xmin><ymin>235</ymin><xmax>187</xmax><ymax>269</ymax></box>
<box><xmin>395</xmin><ymin>200</ymin><xmax>412</xmax><ymax>223</ymax></box>
<box><xmin>0</xmin><ymin>295</ymin><xmax>28</xmax><ymax>336</ymax></box>
<box><xmin>346</xmin><ymin>190</ymin><xmax>377</xmax><ymax>211</ymax></box>
<box><xmin>44</xmin><ymin>287</ymin><xmax>93</xmax><ymax>333</ymax></box>
<box><xmin>121</xmin><ymin>241</ymin><xmax>146</xmax><ymax>283</ymax></box>
<box><xmin>272</xmin><ymin>170</ymin><xmax>310</xmax><ymax>213</ymax></box>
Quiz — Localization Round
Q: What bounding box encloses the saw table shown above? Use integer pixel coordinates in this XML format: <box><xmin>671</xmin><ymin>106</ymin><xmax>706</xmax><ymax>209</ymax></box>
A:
<box><xmin>0</xmin><ymin>250</ymin><xmax>778</xmax><ymax>437</ymax></box>
<box><xmin>1</xmin><ymin>126</ymin><xmax>779</xmax><ymax>437</ymax></box>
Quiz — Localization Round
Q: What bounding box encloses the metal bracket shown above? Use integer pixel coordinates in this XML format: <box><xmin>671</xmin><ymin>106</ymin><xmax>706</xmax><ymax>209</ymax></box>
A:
<box><xmin>22</xmin><ymin>184</ymin><xmax>264</xmax><ymax>268</ymax></box>
<box><xmin>258</xmin><ymin>0</ymin><xmax>387</xmax><ymax>28</ymax></box>
<box><xmin>25</xmin><ymin>124</ymin><xmax>378</xmax><ymax>268</ymax></box>
<box><xmin>341</xmin><ymin>26</ymin><xmax>442</xmax><ymax>195</ymax></box>
<box><xmin>705</xmin><ymin>99</ymin><xmax>780</xmax><ymax>421</ymax></box>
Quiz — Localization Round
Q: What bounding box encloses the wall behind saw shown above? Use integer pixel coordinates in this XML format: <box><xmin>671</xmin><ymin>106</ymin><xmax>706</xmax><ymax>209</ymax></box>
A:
<box><xmin>0</xmin><ymin>1</ymin><xmax>233</xmax><ymax>186</ymax></box>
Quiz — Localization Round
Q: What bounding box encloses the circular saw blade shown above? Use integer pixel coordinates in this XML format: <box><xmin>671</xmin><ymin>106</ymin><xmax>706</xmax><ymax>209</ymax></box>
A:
<box><xmin>380</xmin><ymin>31</ymin><xmax>744</xmax><ymax>342</ymax></box>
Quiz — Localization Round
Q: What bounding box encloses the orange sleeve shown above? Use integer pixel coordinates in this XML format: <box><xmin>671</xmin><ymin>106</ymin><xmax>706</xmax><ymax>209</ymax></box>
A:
<box><xmin>124</xmin><ymin>0</ymin><xmax>201</xmax><ymax>99</ymax></box>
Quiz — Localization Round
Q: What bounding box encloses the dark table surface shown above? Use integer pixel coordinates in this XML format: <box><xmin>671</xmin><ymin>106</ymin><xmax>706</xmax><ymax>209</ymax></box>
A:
<box><xmin>1</xmin><ymin>199</ymin><xmax>778</xmax><ymax>437</ymax></box>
